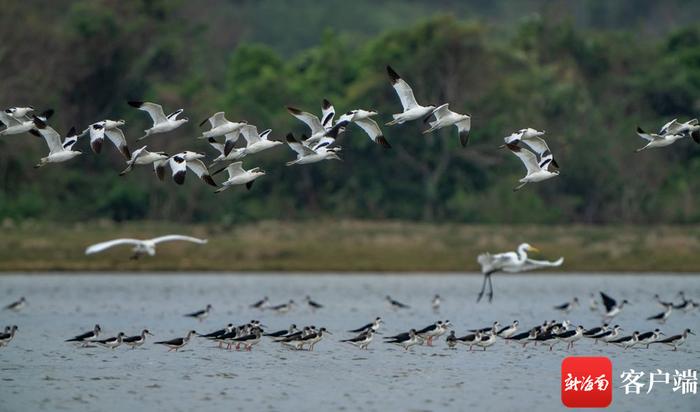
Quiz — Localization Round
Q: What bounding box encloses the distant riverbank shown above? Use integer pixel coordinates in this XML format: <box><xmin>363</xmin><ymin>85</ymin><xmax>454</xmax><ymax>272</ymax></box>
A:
<box><xmin>0</xmin><ymin>220</ymin><xmax>699</xmax><ymax>272</ymax></box>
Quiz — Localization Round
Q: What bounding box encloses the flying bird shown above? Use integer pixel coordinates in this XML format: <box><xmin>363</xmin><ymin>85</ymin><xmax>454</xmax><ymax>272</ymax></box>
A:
<box><xmin>0</xmin><ymin>109</ymin><xmax>53</xmax><ymax>136</ymax></box>
<box><xmin>505</xmin><ymin>142</ymin><xmax>560</xmax><ymax>191</ymax></box>
<box><xmin>119</xmin><ymin>145</ymin><xmax>169</xmax><ymax>179</ymax></box>
<box><xmin>239</xmin><ymin>124</ymin><xmax>282</xmax><ymax>154</ymax></box>
<box><xmin>167</xmin><ymin>151</ymin><xmax>217</xmax><ymax>186</ymax></box>
<box><xmin>599</xmin><ymin>292</ymin><xmax>629</xmax><ymax>321</ymax></box>
<box><xmin>128</xmin><ymin>100</ymin><xmax>188</xmax><ymax>140</ymax></box>
<box><xmin>285</xmin><ymin>133</ymin><xmax>341</xmax><ymax>166</ymax></box>
<box><xmin>3</xmin><ymin>297</ymin><xmax>26</xmax><ymax>312</ymax></box>
<box><xmin>29</xmin><ymin>118</ymin><xmax>81</xmax><ymax>168</ymax></box>
<box><xmin>84</xmin><ymin>121</ymin><xmax>130</xmax><ymax>159</ymax></box>
<box><xmin>337</xmin><ymin>109</ymin><xmax>390</xmax><ymax>148</ymax></box>
<box><xmin>184</xmin><ymin>304</ymin><xmax>212</xmax><ymax>322</ymax></box>
<box><xmin>423</xmin><ymin>104</ymin><xmax>471</xmax><ymax>147</ymax></box>
<box><xmin>197</xmin><ymin>112</ymin><xmax>246</xmax><ymax>155</ymax></box>
<box><xmin>213</xmin><ymin>161</ymin><xmax>265</xmax><ymax>193</ymax></box>
<box><xmin>85</xmin><ymin>235</ymin><xmax>208</xmax><ymax>259</ymax></box>
<box><xmin>385</xmin><ymin>65</ymin><xmax>436</xmax><ymax>125</ymax></box>
<box><xmin>476</xmin><ymin>243</ymin><xmax>563</xmax><ymax>302</ymax></box>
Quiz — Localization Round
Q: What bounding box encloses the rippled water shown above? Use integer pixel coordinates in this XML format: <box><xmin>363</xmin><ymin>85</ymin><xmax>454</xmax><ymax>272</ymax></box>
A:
<box><xmin>0</xmin><ymin>273</ymin><xmax>698</xmax><ymax>411</ymax></box>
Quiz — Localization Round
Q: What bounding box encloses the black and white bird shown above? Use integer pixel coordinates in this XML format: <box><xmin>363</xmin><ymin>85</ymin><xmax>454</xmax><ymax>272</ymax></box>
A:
<box><xmin>29</xmin><ymin>118</ymin><xmax>82</xmax><ymax>168</ymax></box>
<box><xmin>239</xmin><ymin>124</ymin><xmax>282</xmax><ymax>154</ymax></box>
<box><xmin>635</xmin><ymin>119</ymin><xmax>700</xmax><ymax>151</ymax></box>
<box><xmin>128</xmin><ymin>100</ymin><xmax>188</xmax><ymax>140</ymax></box>
<box><xmin>341</xmin><ymin>328</ymin><xmax>375</xmax><ymax>350</ymax></box>
<box><xmin>637</xmin><ymin>329</ymin><xmax>664</xmax><ymax>348</ymax></box>
<box><xmin>154</xmin><ymin>330</ymin><xmax>197</xmax><ymax>352</ymax></box>
<box><xmin>232</xmin><ymin>327</ymin><xmax>263</xmax><ymax>351</ymax></box>
<box><xmin>609</xmin><ymin>331</ymin><xmax>639</xmax><ymax>349</ymax></box>
<box><xmin>554</xmin><ymin>298</ymin><xmax>579</xmax><ymax>314</ymax></box>
<box><xmin>250</xmin><ymin>297</ymin><xmax>269</xmax><ymax>310</ymax></box>
<box><xmin>286</xmin><ymin>105</ymin><xmax>348</xmax><ymax>149</ymax></box>
<box><xmin>600</xmin><ymin>292</ymin><xmax>629</xmax><ymax>321</ymax></box>
<box><xmin>505</xmin><ymin>142</ymin><xmax>560</xmax><ymax>191</ymax></box>
<box><xmin>673</xmin><ymin>292</ymin><xmax>697</xmax><ymax>312</ymax></box>
<box><xmin>94</xmin><ymin>332</ymin><xmax>125</xmax><ymax>350</ymax></box>
<box><xmin>502</xmin><ymin>128</ymin><xmax>559</xmax><ymax>170</ymax></box>
<box><xmin>84</xmin><ymin>120</ymin><xmax>130</xmax><ymax>159</ymax></box>
<box><xmin>4</xmin><ymin>297</ymin><xmax>26</xmax><ymax>312</ymax></box>
<box><xmin>304</xmin><ymin>296</ymin><xmax>323</xmax><ymax>311</ymax></box>
<box><xmin>431</xmin><ymin>294</ymin><xmax>441</xmax><ymax>313</ymax></box>
<box><xmin>269</xmin><ymin>300</ymin><xmax>295</xmax><ymax>314</ymax></box>
<box><xmin>264</xmin><ymin>324</ymin><xmax>297</xmax><ymax>338</ymax></box>
<box><xmin>445</xmin><ymin>331</ymin><xmax>458</xmax><ymax>349</ymax></box>
<box><xmin>213</xmin><ymin>161</ymin><xmax>265</xmax><ymax>193</ymax></box>
<box><xmin>4</xmin><ymin>106</ymin><xmax>34</xmax><ymax>119</ymax></box>
<box><xmin>652</xmin><ymin>328</ymin><xmax>694</xmax><ymax>351</ymax></box>
<box><xmin>184</xmin><ymin>304</ymin><xmax>212</xmax><ymax>322</ymax></box>
<box><xmin>284</xmin><ymin>133</ymin><xmax>342</xmax><ymax>166</ymax></box>
<box><xmin>556</xmin><ymin>325</ymin><xmax>585</xmax><ymax>350</ymax></box>
<box><xmin>476</xmin><ymin>243</ymin><xmax>563</xmax><ymax>302</ymax></box>
<box><xmin>416</xmin><ymin>320</ymin><xmax>450</xmax><ymax>346</ymax></box>
<box><xmin>297</xmin><ymin>327</ymin><xmax>331</xmax><ymax>351</ymax></box>
<box><xmin>119</xmin><ymin>145</ymin><xmax>169</xmax><ymax>178</ymax></box>
<box><xmin>591</xmin><ymin>325</ymin><xmax>622</xmax><ymax>343</ymax></box>
<box><xmin>646</xmin><ymin>305</ymin><xmax>672</xmax><ymax>324</ymax></box>
<box><xmin>123</xmin><ymin>330</ymin><xmax>153</xmax><ymax>349</ymax></box>
<box><xmin>197</xmin><ymin>112</ymin><xmax>246</xmax><ymax>153</ymax></box>
<box><xmin>348</xmin><ymin>317</ymin><xmax>383</xmax><ymax>334</ymax></box>
<box><xmin>200</xmin><ymin>323</ymin><xmax>234</xmax><ymax>347</ymax></box>
<box><xmin>0</xmin><ymin>109</ymin><xmax>52</xmax><ymax>136</ymax></box>
<box><xmin>534</xmin><ymin>327</ymin><xmax>561</xmax><ymax>351</ymax></box>
<box><xmin>470</xmin><ymin>321</ymin><xmax>501</xmax><ymax>335</ymax></box>
<box><xmin>386</xmin><ymin>296</ymin><xmax>410</xmax><ymax>310</ymax></box>
<box><xmin>206</xmin><ymin>136</ymin><xmax>247</xmax><ymax>167</ymax></box>
<box><xmin>385</xmin><ymin>66</ymin><xmax>436</xmax><ymax>125</ymax></box>
<box><xmin>66</xmin><ymin>324</ymin><xmax>102</xmax><ymax>345</ymax></box>
<box><xmin>423</xmin><ymin>104</ymin><xmax>471</xmax><ymax>147</ymax></box>
<box><xmin>506</xmin><ymin>329</ymin><xmax>539</xmax><ymax>348</ymax></box>
<box><xmin>336</xmin><ymin>109</ymin><xmax>390</xmax><ymax>148</ymax></box>
<box><xmin>455</xmin><ymin>331</ymin><xmax>481</xmax><ymax>350</ymax></box>
<box><xmin>86</xmin><ymin>235</ymin><xmax>207</xmax><ymax>259</ymax></box>
<box><xmin>497</xmin><ymin>320</ymin><xmax>519</xmax><ymax>338</ymax></box>
<box><xmin>582</xmin><ymin>323</ymin><xmax>609</xmax><ymax>339</ymax></box>
<box><xmin>385</xmin><ymin>329</ymin><xmax>421</xmax><ymax>351</ymax></box>
<box><xmin>167</xmin><ymin>151</ymin><xmax>217</xmax><ymax>187</ymax></box>
<box><xmin>0</xmin><ymin>325</ymin><xmax>18</xmax><ymax>348</ymax></box>
<box><xmin>475</xmin><ymin>332</ymin><xmax>497</xmax><ymax>351</ymax></box>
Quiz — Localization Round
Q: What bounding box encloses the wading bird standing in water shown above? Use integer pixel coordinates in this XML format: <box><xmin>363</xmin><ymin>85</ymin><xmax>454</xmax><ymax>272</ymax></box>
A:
<box><xmin>476</xmin><ymin>243</ymin><xmax>563</xmax><ymax>303</ymax></box>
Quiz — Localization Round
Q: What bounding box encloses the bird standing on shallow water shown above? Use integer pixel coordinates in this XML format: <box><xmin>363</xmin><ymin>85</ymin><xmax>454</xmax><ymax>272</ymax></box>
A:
<box><xmin>652</xmin><ymin>328</ymin><xmax>694</xmax><ymax>351</ymax></box>
<box><xmin>554</xmin><ymin>297</ymin><xmax>579</xmax><ymax>314</ymax></box>
<box><xmin>154</xmin><ymin>330</ymin><xmax>197</xmax><ymax>352</ymax></box>
<box><xmin>66</xmin><ymin>324</ymin><xmax>102</xmax><ymax>346</ymax></box>
<box><xmin>0</xmin><ymin>326</ymin><xmax>18</xmax><ymax>348</ymax></box>
<box><xmin>123</xmin><ymin>329</ymin><xmax>154</xmax><ymax>349</ymax></box>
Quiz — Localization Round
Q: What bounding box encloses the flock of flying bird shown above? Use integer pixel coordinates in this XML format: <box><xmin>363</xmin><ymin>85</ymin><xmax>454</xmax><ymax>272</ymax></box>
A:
<box><xmin>1</xmin><ymin>289</ymin><xmax>696</xmax><ymax>352</ymax></box>
<box><xmin>4</xmin><ymin>65</ymin><xmax>697</xmax><ymax>193</ymax></box>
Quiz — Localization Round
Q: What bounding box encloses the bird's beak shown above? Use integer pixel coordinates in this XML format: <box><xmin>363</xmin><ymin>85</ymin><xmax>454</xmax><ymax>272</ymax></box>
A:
<box><xmin>690</xmin><ymin>331</ymin><xmax>696</xmax><ymax>335</ymax></box>
<box><xmin>326</xmin><ymin>331</ymin><xmax>333</xmax><ymax>335</ymax></box>
<box><xmin>497</xmin><ymin>144</ymin><xmax>506</xmax><ymax>149</ymax></box>
<box><xmin>260</xmin><ymin>324</ymin><xmax>268</xmax><ymax>328</ymax></box>
<box><xmin>147</xmin><ymin>331</ymin><xmax>154</xmax><ymax>336</ymax></box>
<box><xmin>660</xmin><ymin>332</ymin><xmax>665</xmax><ymax>336</ymax></box>
<box><xmin>529</xmin><ymin>246</ymin><xmax>540</xmax><ymax>253</ymax></box>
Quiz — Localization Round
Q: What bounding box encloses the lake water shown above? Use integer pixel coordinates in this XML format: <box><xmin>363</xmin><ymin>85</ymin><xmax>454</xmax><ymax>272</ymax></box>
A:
<box><xmin>0</xmin><ymin>273</ymin><xmax>698</xmax><ymax>412</ymax></box>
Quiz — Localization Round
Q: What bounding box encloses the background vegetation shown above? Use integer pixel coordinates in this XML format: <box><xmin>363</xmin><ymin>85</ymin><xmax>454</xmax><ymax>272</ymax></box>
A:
<box><xmin>2</xmin><ymin>0</ymin><xmax>700</xmax><ymax>227</ymax></box>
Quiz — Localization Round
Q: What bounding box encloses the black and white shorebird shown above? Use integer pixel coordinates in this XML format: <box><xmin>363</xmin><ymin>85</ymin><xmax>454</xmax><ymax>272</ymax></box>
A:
<box><xmin>652</xmin><ymin>328</ymin><xmax>694</xmax><ymax>351</ymax></box>
<box><xmin>341</xmin><ymin>329</ymin><xmax>375</xmax><ymax>350</ymax></box>
<box><xmin>0</xmin><ymin>108</ymin><xmax>52</xmax><ymax>136</ymax></box>
<box><xmin>637</xmin><ymin>329</ymin><xmax>664</xmax><ymax>348</ymax></box>
<box><xmin>239</xmin><ymin>124</ymin><xmax>282</xmax><ymax>155</ymax></box>
<box><xmin>610</xmin><ymin>331</ymin><xmax>640</xmax><ymax>349</ymax></box>
<box><xmin>471</xmin><ymin>321</ymin><xmax>500</xmax><ymax>335</ymax></box>
<box><xmin>600</xmin><ymin>292</ymin><xmax>629</xmax><ymax>321</ymax></box>
<box><xmin>582</xmin><ymin>323</ymin><xmax>608</xmax><ymax>339</ymax></box>
<box><xmin>264</xmin><ymin>324</ymin><xmax>297</xmax><ymax>338</ymax></box>
<box><xmin>3</xmin><ymin>297</ymin><xmax>26</xmax><ymax>312</ymax></box>
<box><xmin>66</xmin><ymin>324</ymin><xmax>102</xmax><ymax>346</ymax></box>
<box><xmin>154</xmin><ymin>330</ymin><xmax>197</xmax><ymax>352</ymax></box>
<box><xmin>386</xmin><ymin>296</ymin><xmax>410</xmax><ymax>310</ymax></box>
<box><xmin>166</xmin><ymin>151</ymin><xmax>218</xmax><ymax>187</ymax></box>
<box><xmin>250</xmin><ymin>297</ymin><xmax>269</xmax><ymax>310</ymax></box>
<box><xmin>0</xmin><ymin>325</ymin><xmax>18</xmax><ymax>348</ymax></box>
<box><xmin>635</xmin><ymin>118</ymin><xmax>700</xmax><ymax>152</ymax></box>
<box><xmin>674</xmin><ymin>292</ymin><xmax>698</xmax><ymax>312</ymax></box>
<box><xmin>184</xmin><ymin>304</ymin><xmax>212</xmax><ymax>322</ymax></box>
<box><xmin>297</xmin><ymin>327</ymin><xmax>331</xmax><ymax>351</ymax></box>
<box><xmin>497</xmin><ymin>320</ymin><xmax>519</xmax><ymax>339</ymax></box>
<box><xmin>84</xmin><ymin>121</ymin><xmax>130</xmax><ymax>159</ymax></box>
<box><xmin>269</xmin><ymin>300</ymin><xmax>295</xmax><ymax>314</ymax></box>
<box><xmin>554</xmin><ymin>298</ymin><xmax>579</xmax><ymax>314</ymax></box>
<box><xmin>455</xmin><ymin>331</ymin><xmax>481</xmax><ymax>350</ymax></box>
<box><xmin>534</xmin><ymin>326</ymin><xmax>561</xmax><ymax>351</ymax></box>
<box><xmin>284</xmin><ymin>133</ymin><xmax>342</xmax><ymax>166</ymax></box>
<box><xmin>423</xmin><ymin>104</ymin><xmax>471</xmax><ymax>147</ymax></box>
<box><xmin>556</xmin><ymin>325</ymin><xmax>585</xmax><ymax>350</ymax></box>
<box><xmin>94</xmin><ymin>332</ymin><xmax>125</xmax><ymax>350</ymax></box>
<box><xmin>646</xmin><ymin>305</ymin><xmax>672</xmax><ymax>324</ymax></box>
<box><xmin>385</xmin><ymin>65</ymin><xmax>436</xmax><ymax>125</ymax></box>
<box><xmin>445</xmin><ymin>331</ymin><xmax>458</xmax><ymax>349</ymax></box>
<box><xmin>128</xmin><ymin>100</ymin><xmax>188</xmax><ymax>140</ymax></box>
<box><xmin>275</xmin><ymin>326</ymin><xmax>312</xmax><ymax>348</ymax></box>
<box><xmin>416</xmin><ymin>320</ymin><xmax>451</xmax><ymax>346</ymax></box>
<box><xmin>335</xmin><ymin>109</ymin><xmax>390</xmax><ymax>148</ymax></box>
<box><xmin>305</xmin><ymin>296</ymin><xmax>323</xmax><ymax>311</ymax></box>
<box><xmin>348</xmin><ymin>317</ymin><xmax>383</xmax><ymax>334</ymax></box>
<box><xmin>505</xmin><ymin>142</ymin><xmax>560</xmax><ymax>191</ymax></box>
<box><xmin>385</xmin><ymin>329</ymin><xmax>421</xmax><ymax>351</ymax></box>
<box><xmin>119</xmin><ymin>145</ymin><xmax>169</xmax><ymax>178</ymax></box>
<box><xmin>591</xmin><ymin>325</ymin><xmax>622</xmax><ymax>344</ymax></box>
<box><xmin>85</xmin><ymin>235</ymin><xmax>208</xmax><ymax>260</ymax></box>
<box><xmin>506</xmin><ymin>329</ymin><xmax>539</xmax><ymax>348</ymax></box>
<box><xmin>30</xmin><ymin>118</ymin><xmax>82</xmax><ymax>168</ymax></box>
<box><xmin>213</xmin><ymin>161</ymin><xmax>265</xmax><ymax>193</ymax></box>
<box><xmin>200</xmin><ymin>323</ymin><xmax>234</xmax><ymax>347</ymax></box>
<box><xmin>197</xmin><ymin>112</ymin><xmax>246</xmax><ymax>152</ymax></box>
<box><xmin>475</xmin><ymin>332</ymin><xmax>497</xmax><ymax>351</ymax></box>
<box><xmin>123</xmin><ymin>330</ymin><xmax>153</xmax><ymax>349</ymax></box>
<box><xmin>232</xmin><ymin>327</ymin><xmax>263</xmax><ymax>351</ymax></box>
<box><xmin>654</xmin><ymin>294</ymin><xmax>674</xmax><ymax>309</ymax></box>
<box><xmin>431</xmin><ymin>294</ymin><xmax>441</xmax><ymax>313</ymax></box>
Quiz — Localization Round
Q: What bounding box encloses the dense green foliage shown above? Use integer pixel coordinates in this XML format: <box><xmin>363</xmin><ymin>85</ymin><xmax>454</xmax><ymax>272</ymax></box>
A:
<box><xmin>2</xmin><ymin>1</ymin><xmax>700</xmax><ymax>224</ymax></box>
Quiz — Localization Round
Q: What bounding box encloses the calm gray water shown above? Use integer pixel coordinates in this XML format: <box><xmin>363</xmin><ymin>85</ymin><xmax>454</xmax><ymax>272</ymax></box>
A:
<box><xmin>0</xmin><ymin>273</ymin><xmax>698</xmax><ymax>412</ymax></box>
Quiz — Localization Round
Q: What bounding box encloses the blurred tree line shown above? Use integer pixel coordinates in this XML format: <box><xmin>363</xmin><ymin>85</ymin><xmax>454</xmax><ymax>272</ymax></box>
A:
<box><xmin>1</xmin><ymin>0</ymin><xmax>700</xmax><ymax>224</ymax></box>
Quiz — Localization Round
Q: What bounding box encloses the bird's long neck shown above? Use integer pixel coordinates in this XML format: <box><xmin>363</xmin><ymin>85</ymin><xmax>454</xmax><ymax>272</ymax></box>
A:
<box><xmin>516</xmin><ymin>245</ymin><xmax>529</xmax><ymax>262</ymax></box>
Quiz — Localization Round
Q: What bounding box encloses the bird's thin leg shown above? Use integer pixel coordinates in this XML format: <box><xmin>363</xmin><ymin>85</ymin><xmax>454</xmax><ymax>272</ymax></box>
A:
<box><xmin>476</xmin><ymin>274</ymin><xmax>489</xmax><ymax>303</ymax></box>
<box><xmin>487</xmin><ymin>274</ymin><xmax>494</xmax><ymax>303</ymax></box>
